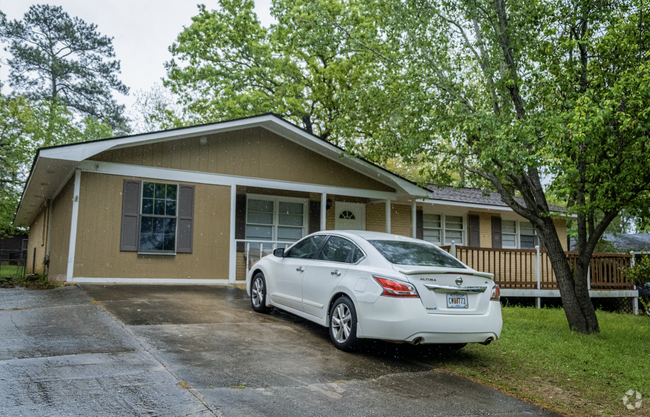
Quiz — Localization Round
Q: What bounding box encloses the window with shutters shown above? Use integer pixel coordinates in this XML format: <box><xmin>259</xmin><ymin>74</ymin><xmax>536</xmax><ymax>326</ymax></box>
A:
<box><xmin>422</xmin><ymin>214</ymin><xmax>465</xmax><ymax>245</ymax></box>
<box><xmin>501</xmin><ymin>220</ymin><xmax>538</xmax><ymax>249</ymax></box>
<box><xmin>140</xmin><ymin>182</ymin><xmax>178</xmax><ymax>252</ymax></box>
<box><xmin>245</xmin><ymin>195</ymin><xmax>308</xmax><ymax>245</ymax></box>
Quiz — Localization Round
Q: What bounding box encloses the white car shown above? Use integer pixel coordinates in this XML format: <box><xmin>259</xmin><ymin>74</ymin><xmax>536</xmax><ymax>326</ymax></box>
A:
<box><xmin>246</xmin><ymin>231</ymin><xmax>502</xmax><ymax>351</ymax></box>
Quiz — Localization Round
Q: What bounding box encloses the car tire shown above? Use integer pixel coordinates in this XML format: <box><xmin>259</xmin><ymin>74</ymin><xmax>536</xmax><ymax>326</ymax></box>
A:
<box><xmin>251</xmin><ymin>272</ymin><xmax>272</xmax><ymax>314</ymax></box>
<box><xmin>329</xmin><ymin>295</ymin><xmax>358</xmax><ymax>351</ymax></box>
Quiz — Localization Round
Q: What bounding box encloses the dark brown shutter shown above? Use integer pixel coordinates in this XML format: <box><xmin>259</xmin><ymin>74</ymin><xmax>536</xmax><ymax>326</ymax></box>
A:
<box><xmin>309</xmin><ymin>201</ymin><xmax>321</xmax><ymax>234</ymax></box>
<box><xmin>120</xmin><ymin>180</ymin><xmax>141</xmax><ymax>252</ymax></box>
<box><xmin>491</xmin><ymin>216</ymin><xmax>502</xmax><ymax>249</ymax></box>
<box><xmin>235</xmin><ymin>194</ymin><xmax>246</xmax><ymax>252</ymax></box>
<box><xmin>468</xmin><ymin>214</ymin><xmax>480</xmax><ymax>247</ymax></box>
<box><xmin>176</xmin><ymin>185</ymin><xmax>195</xmax><ymax>253</ymax></box>
<box><xmin>416</xmin><ymin>210</ymin><xmax>424</xmax><ymax>240</ymax></box>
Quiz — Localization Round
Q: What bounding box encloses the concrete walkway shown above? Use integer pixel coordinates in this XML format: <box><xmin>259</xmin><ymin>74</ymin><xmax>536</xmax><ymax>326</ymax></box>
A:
<box><xmin>0</xmin><ymin>285</ymin><xmax>561</xmax><ymax>416</ymax></box>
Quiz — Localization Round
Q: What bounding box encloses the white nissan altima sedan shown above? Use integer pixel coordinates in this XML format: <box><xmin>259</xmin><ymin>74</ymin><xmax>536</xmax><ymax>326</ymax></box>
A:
<box><xmin>246</xmin><ymin>231</ymin><xmax>502</xmax><ymax>351</ymax></box>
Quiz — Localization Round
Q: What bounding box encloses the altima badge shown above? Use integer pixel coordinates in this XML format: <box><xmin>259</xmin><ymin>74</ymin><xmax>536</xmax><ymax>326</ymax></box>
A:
<box><xmin>455</xmin><ymin>277</ymin><xmax>463</xmax><ymax>286</ymax></box>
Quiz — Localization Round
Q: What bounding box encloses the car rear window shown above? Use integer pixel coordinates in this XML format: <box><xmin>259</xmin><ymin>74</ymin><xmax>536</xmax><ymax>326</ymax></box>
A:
<box><xmin>368</xmin><ymin>240</ymin><xmax>467</xmax><ymax>268</ymax></box>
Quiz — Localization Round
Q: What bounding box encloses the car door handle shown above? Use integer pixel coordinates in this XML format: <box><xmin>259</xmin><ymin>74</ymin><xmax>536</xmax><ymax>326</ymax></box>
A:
<box><xmin>296</xmin><ymin>267</ymin><xmax>304</xmax><ymax>272</ymax></box>
<box><xmin>331</xmin><ymin>270</ymin><xmax>341</xmax><ymax>276</ymax></box>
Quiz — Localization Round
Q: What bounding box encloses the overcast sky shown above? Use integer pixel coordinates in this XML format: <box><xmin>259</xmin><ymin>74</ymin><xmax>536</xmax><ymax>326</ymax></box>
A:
<box><xmin>0</xmin><ymin>1</ymin><xmax>275</xmax><ymax>110</ymax></box>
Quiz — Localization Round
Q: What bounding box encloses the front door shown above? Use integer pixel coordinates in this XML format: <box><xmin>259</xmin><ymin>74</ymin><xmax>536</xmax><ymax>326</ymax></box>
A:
<box><xmin>334</xmin><ymin>202</ymin><xmax>365</xmax><ymax>230</ymax></box>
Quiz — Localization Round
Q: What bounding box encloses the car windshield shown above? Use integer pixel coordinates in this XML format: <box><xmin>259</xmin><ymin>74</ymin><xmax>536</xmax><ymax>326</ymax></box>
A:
<box><xmin>368</xmin><ymin>240</ymin><xmax>467</xmax><ymax>268</ymax></box>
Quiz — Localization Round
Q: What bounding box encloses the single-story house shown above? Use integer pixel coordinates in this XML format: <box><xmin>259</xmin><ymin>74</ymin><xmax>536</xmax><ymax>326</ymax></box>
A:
<box><xmin>15</xmin><ymin>114</ymin><xmax>569</xmax><ymax>285</ymax></box>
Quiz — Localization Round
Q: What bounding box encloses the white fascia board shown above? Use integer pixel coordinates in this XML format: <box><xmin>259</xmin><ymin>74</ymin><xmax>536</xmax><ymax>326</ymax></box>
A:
<box><xmin>78</xmin><ymin>160</ymin><xmax>397</xmax><ymax>200</ymax></box>
<box><xmin>501</xmin><ymin>289</ymin><xmax>638</xmax><ymax>298</ymax></box>
<box><xmin>71</xmin><ymin>277</ymin><xmax>238</xmax><ymax>285</ymax></box>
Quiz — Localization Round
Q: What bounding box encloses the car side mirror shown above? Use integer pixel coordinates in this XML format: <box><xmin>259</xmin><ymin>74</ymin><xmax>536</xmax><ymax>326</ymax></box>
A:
<box><xmin>273</xmin><ymin>248</ymin><xmax>285</xmax><ymax>258</ymax></box>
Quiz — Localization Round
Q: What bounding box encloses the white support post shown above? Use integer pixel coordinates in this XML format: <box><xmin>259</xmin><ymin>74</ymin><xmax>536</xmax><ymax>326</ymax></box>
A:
<box><xmin>451</xmin><ymin>241</ymin><xmax>457</xmax><ymax>257</ymax></box>
<box><xmin>320</xmin><ymin>193</ymin><xmax>327</xmax><ymax>231</ymax></box>
<box><xmin>631</xmin><ymin>251</ymin><xmax>636</xmax><ymax>267</ymax></box>
<box><xmin>65</xmin><ymin>170</ymin><xmax>81</xmax><ymax>282</ymax></box>
<box><xmin>229</xmin><ymin>185</ymin><xmax>237</xmax><ymax>283</ymax></box>
<box><xmin>633</xmin><ymin>297</ymin><xmax>639</xmax><ymax>316</ymax></box>
<box><xmin>587</xmin><ymin>264</ymin><xmax>591</xmax><ymax>290</ymax></box>
<box><xmin>385</xmin><ymin>199</ymin><xmax>391</xmax><ymax>234</ymax></box>
<box><xmin>536</xmin><ymin>245</ymin><xmax>541</xmax><ymax>309</ymax></box>
<box><xmin>411</xmin><ymin>200</ymin><xmax>417</xmax><ymax>239</ymax></box>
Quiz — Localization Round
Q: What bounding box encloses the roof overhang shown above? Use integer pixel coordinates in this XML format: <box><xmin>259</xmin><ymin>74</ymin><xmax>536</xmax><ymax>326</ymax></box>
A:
<box><xmin>15</xmin><ymin>114</ymin><xmax>427</xmax><ymax>227</ymax></box>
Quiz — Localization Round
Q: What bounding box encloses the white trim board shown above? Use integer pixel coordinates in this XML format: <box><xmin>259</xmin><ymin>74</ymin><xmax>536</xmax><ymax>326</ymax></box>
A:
<box><xmin>501</xmin><ymin>289</ymin><xmax>639</xmax><ymax>298</ymax></box>
<box><xmin>71</xmin><ymin>277</ymin><xmax>244</xmax><ymax>285</ymax></box>
<box><xmin>78</xmin><ymin>160</ymin><xmax>397</xmax><ymax>200</ymax></box>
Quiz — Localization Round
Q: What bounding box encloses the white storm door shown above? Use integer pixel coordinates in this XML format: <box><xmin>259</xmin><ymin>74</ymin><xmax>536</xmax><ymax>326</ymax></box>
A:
<box><xmin>334</xmin><ymin>202</ymin><xmax>365</xmax><ymax>230</ymax></box>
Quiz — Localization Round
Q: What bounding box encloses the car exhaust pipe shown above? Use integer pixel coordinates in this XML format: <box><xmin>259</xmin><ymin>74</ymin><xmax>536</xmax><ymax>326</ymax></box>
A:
<box><xmin>480</xmin><ymin>337</ymin><xmax>494</xmax><ymax>346</ymax></box>
<box><xmin>411</xmin><ymin>337</ymin><xmax>424</xmax><ymax>346</ymax></box>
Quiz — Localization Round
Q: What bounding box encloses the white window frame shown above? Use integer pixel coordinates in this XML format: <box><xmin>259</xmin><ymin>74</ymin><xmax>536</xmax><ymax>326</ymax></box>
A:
<box><xmin>245</xmin><ymin>194</ymin><xmax>309</xmax><ymax>243</ymax></box>
<box><xmin>501</xmin><ymin>220</ymin><xmax>537</xmax><ymax>249</ymax></box>
<box><xmin>422</xmin><ymin>213</ymin><xmax>466</xmax><ymax>246</ymax></box>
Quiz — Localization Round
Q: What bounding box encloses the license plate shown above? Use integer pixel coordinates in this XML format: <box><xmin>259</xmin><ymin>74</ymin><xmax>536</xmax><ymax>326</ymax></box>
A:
<box><xmin>447</xmin><ymin>294</ymin><xmax>468</xmax><ymax>309</ymax></box>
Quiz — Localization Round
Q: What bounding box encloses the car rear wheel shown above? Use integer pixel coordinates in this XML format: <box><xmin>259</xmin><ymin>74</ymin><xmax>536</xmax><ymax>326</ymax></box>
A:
<box><xmin>251</xmin><ymin>272</ymin><xmax>272</xmax><ymax>313</ymax></box>
<box><xmin>329</xmin><ymin>296</ymin><xmax>358</xmax><ymax>351</ymax></box>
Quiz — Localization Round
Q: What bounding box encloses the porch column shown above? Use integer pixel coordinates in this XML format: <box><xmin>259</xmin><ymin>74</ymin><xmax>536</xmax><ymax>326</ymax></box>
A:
<box><xmin>320</xmin><ymin>193</ymin><xmax>327</xmax><ymax>231</ymax></box>
<box><xmin>411</xmin><ymin>200</ymin><xmax>417</xmax><ymax>238</ymax></box>
<box><xmin>229</xmin><ymin>185</ymin><xmax>237</xmax><ymax>283</ymax></box>
<box><xmin>66</xmin><ymin>170</ymin><xmax>81</xmax><ymax>281</ymax></box>
<box><xmin>385</xmin><ymin>199</ymin><xmax>391</xmax><ymax>234</ymax></box>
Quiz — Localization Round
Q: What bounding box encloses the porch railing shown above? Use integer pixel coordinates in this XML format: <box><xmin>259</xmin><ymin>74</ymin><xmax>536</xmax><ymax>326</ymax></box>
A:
<box><xmin>235</xmin><ymin>239</ymin><xmax>297</xmax><ymax>275</ymax></box>
<box><xmin>440</xmin><ymin>244</ymin><xmax>633</xmax><ymax>290</ymax></box>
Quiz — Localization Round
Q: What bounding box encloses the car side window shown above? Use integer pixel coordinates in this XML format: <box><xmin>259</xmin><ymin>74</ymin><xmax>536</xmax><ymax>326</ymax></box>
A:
<box><xmin>285</xmin><ymin>235</ymin><xmax>326</xmax><ymax>259</ymax></box>
<box><xmin>317</xmin><ymin>236</ymin><xmax>354</xmax><ymax>263</ymax></box>
<box><xmin>351</xmin><ymin>246</ymin><xmax>365</xmax><ymax>263</ymax></box>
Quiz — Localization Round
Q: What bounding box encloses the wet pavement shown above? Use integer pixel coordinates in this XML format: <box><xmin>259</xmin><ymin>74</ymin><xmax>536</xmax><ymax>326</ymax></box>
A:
<box><xmin>0</xmin><ymin>285</ymin><xmax>561</xmax><ymax>416</ymax></box>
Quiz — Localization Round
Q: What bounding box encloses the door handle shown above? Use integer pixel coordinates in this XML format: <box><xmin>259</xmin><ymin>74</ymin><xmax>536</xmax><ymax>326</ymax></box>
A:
<box><xmin>296</xmin><ymin>266</ymin><xmax>304</xmax><ymax>272</ymax></box>
<box><xmin>331</xmin><ymin>270</ymin><xmax>341</xmax><ymax>277</ymax></box>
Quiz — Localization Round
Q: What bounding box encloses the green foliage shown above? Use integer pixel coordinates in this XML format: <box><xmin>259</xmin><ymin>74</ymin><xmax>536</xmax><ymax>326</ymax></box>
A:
<box><xmin>627</xmin><ymin>256</ymin><xmax>650</xmax><ymax>285</ymax></box>
<box><xmin>0</xmin><ymin>4</ymin><xmax>130</xmax><ymax>133</ymax></box>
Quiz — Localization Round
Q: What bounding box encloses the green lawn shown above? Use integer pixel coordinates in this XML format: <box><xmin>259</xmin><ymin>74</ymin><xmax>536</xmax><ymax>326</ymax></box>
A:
<box><xmin>428</xmin><ymin>307</ymin><xmax>650</xmax><ymax>416</ymax></box>
<box><xmin>0</xmin><ymin>264</ymin><xmax>22</xmax><ymax>279</ymax></box>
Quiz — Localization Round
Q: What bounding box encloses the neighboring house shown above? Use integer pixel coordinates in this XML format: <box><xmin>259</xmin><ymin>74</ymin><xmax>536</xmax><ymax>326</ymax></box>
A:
<box><xmin>0</xmin><ymin>231</ymin><xmax>28</xmax><ymax>266</ymax></box>
<box><xmin>14</xmin><ymin>114</ymin><xmax>569</xmax><ymax>285</ymax></box>
<box><xmin>570</xmin><ymin>232</ymin><xmax>650</xmax><ymax>256</ymax></box>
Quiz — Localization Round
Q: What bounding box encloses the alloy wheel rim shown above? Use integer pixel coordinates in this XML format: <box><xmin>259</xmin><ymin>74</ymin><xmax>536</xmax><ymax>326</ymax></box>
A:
<box><xmin>252</xmin><ymin>278</ymin><xmax>263</xmax><ymax>307</ymax></box>
<box><xmin>332</xmin><ymin>303</ymin><xmax>351</xmax><ymax>343</ymax></box>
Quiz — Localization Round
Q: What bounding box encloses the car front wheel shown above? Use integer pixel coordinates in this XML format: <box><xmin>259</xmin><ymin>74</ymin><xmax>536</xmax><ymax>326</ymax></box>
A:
<box><xmin>329</xmin><ymin>296</ymin><xmax>358</xmax><ymax>351</ymax></box>
<box><xmin>251</xmin><ymin>272</ymin><xmax>272</xmax><ymax>313</ymax></box>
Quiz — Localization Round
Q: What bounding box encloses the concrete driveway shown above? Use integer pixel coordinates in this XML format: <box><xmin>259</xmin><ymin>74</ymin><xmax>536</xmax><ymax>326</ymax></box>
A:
<box><xmin>0</xmin><ymin>284</ymin><xmax>560</xmax><ymax>416</ymax></box>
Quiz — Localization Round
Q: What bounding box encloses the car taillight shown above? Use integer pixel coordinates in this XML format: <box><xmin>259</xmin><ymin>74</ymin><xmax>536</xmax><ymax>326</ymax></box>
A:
<box><xmin>373</xmin><ymin>276</ymin><xmax>419</xmax><ymax>298</ymax></box>
<box><xmin>490</xmin><ymin>285</ymin><xmax>501</xmax><ymax>301</ymax></box>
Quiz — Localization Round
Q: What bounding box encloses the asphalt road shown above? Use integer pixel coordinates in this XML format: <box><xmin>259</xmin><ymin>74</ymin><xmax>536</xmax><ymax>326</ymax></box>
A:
<box><xmin>0</xmin><ymin>284</ymin><xmax>561</xmax><ymax>416</ymax></box>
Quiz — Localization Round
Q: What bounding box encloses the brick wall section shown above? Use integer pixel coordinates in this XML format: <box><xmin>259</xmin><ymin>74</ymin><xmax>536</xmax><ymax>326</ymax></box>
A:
<box><xmin>365</xmin><ymin>203</ymin><xmax>412</xmax><ymax>236</ymax></box>
<box><xmin>554</xmin><ymin>219</ymin><xmax>568</xmax><ymax>251</ymax></box>
<box><xmin>476</xmin><ymin>212</ymin><xmax>493</xmax><ymax>248</ymax></box>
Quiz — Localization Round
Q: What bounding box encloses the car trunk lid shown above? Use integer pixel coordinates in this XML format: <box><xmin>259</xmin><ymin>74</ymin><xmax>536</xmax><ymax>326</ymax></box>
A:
<box><xmin>393</xmin><ymin>265</ymin><xmax>494</xmax><ymax>315</ymax></box>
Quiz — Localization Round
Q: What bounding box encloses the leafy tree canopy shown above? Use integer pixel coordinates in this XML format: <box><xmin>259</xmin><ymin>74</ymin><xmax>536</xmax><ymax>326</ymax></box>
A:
<box><xmin>0</xmin><ymin>4</ymin><xmax>130</xmax><ymax>134</ymax></box>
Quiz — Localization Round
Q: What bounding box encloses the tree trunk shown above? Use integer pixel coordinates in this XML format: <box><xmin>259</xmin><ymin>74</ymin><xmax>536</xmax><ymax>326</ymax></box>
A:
<box><xmin>540</xmin><ymin>217</ymin><xmax>600</xmax><ymax>334</ymax></box>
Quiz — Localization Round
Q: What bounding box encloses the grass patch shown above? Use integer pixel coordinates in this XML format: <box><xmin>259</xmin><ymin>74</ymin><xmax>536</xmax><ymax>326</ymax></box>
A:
<box><xmin>0</xmin><ymin>265</ymin><xmax>22</xmax><ymax>279</ymax></box>
<box><xmin>428</xmin><ymin>307</ymin><xmax>650</xmax><ymax>416</ymax></box>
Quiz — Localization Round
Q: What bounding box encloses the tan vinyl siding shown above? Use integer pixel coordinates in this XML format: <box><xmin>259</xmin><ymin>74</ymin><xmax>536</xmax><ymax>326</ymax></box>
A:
<box><xmin>73</xmin><ymin>172</ymin><xmax>230</xmax><ymax>280</ymax></box>
<box><xmin>91</xmin><ymin>127</ymin><xmax>394</xmax><ymax>193</ymax></box>
<box><xmin>48</xmin><ymin>178</ymin><xmax>74</xmax><ymax>281</ymax></box>
<box><xmin>554</xmin><ymin>219</ymin><xmax>568</xmax><ymax>251</ymax></box>
<box><xmin>26</xmin><ymin>206</ymin><xmax>47</xmax><ymax>275</ymax></box>
<box><xmin>475</xmin><ymin>212</ymin><xmax>493</xmax><ymax>248</ymax></box>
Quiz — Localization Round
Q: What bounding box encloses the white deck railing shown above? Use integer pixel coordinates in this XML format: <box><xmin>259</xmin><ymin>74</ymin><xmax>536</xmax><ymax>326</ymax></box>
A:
<box><xmin>235</xmin><ymin>239</ymin><xmax>297</xmax><ymax>273</ymax></box>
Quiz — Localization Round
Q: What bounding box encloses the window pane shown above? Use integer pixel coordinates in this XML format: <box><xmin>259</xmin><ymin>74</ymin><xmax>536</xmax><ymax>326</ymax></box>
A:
<box><xmin>286</xmin><ymin>235</ymin><xmax>326</xmax><ymax>259</ymax></box>
<box><xmin>423</xmin><ymin>214</ymin><xmax>441</xmax><ymax>228</ymax></box>
<box><xmin>166</xmin><ymin>184</ymin><xmax>177</xmax><ymax>201</ymax></box>
<box><xmin>163</xmin><ymin>234</ymin><xmax>175</xmax><ymax>251</ymax></box>
<box><xmin>279</xmin><ymin>213</ymin><xmax>303</xmax><ymax>226</ymax></box>
<box><xmin>154</xmin><ymin>199</ymin><xmax>165</xmax><ymax>215</ymax></box>
<box><xmin>446</xmin><ymin>216</ymin><xmax>463</xmax><ymax>230</ymax></box>
<box><xmin>164</xmin><ymin>218</ymin><xmax>176</xmax><ymax>234</ymax></box>
<box><xmin>142</xmin><ymin>198</ymin><xmax>154</xmax><ymax>215</ymax></box>
<box><xmin>155</xmin><ymin>183</ymin><xmax>166</xmax><ymax>199</ymax></box>
<box><xmin>502</xmin><ymin>234</ymin><xmax>516</xmax><ymax>247</ymax></box>
<box><xmin>141</xmin><ymin>217</ymin><xmax>153</xmax><ymax>234</ymax></box>
<box><xmin>520</xmin><ymin>222</ymin><xmax>535</xmax><ymax>235</ymax></box>
<box><xmin>369</xmin><ymin>240</ymin><xmax>466</xmax><ymax>268</ymax></box>
<box><xmin>278</xmin><ymin>227</ymin><xmax>302</xmax><ymax>241</ymax></box>
<box><xmin>318</xmin><ymin>236</ymin><xmax>354</xmax><ymax>263</ymax></box>
<box><xmin>246</xmin><ymin>225</ymin><xmax>272</xmax><ymax>240</ymax></box>
<box><xmin>279</xmin><ymin>202</ymin><xmax>303</xmax><ymax>215</ymax></box>
<box><xmin>248</xmin><ymin>199</ymin><xmax>273</xmax><ymax>213</ymax></box>
<box><xmin>248</xmin><ymin>211</ymin><xmax>273</xmax><ymax>225</ymax></box>
<box><xmin>143</xmin><ymin>182</ymin><xmax>154</xmax><ymax>198</ymax></box>
<box><xmin>352</xmin><ymin>246</ymin><xmax>364</xmax><ymax>263</ymax></box>
<box><xmin>445</xmin><ymin>230</ymin><xmax>463</xmax><ymax>244</ymax></box>
<box><xmin>502</xmin><ymin>220</ymin><xmax>516</xmax><ymax>234</ymax></box>
<box><xmin>520</xmin><ymin>235</ymin><xmax>536</xmax><ymax>249</ymax></box>
<box><xmin>423</xmin><ymin>229</ymin><xmax>441</xmax><ymax>243</ymax></box>
<box><xmin>165</xmin><ymin>200</ymin><xmax>176</xmax><ymax>216</ymax></box>
<box><xmin>153</xmin><ymin>217</ymin><xmax>165</xmax><ymax>234</ymax></box>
